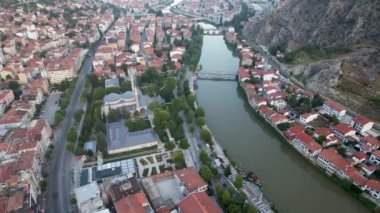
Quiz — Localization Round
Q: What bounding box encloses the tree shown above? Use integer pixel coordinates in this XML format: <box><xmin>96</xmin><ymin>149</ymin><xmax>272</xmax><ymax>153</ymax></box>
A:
<box><xmin>199</xmin><ymin>149</ymin><xmax>212</xmax><ymax>166</ymax></box>
<box><xmin>196</xmin><ymin>117</ymin><xmax>206</xmax><ymax>127</ymax></box>
<box><xmin>194</xmin><ymin>107</ymin><xmax>205</xmax><ymax>117</ymax></box>
<box><xmin>8</xmin><ymin>81</ymin><xmax>20</xmax><ymax>91</ymax></box>
<box><xmin>312</xmin><ymin>93</ymin><xmax>324</xmax><ymax>107</ymax></box>
<box><xmin>164</xmin><ymin>141</ymin><xmax>175</xmax><ymax>151</ymax></box>
<box><xmin>215</xmin><ymin>183</ymin><xmax>223</xmax><ymax>197</ymax></box>
<box><xmin>234</xmin><ymin>175</ymin><xmax>244</xmax><ymax>189</ymax></box>
<box><xmin>288</xmin><ymin>94</ymin><xmax>297</xmax><ymax>107</ymax></box>
<box><xmin>200</xmin><ymin>129</ymin><xmax>212</xmax><ymax>144</ymax></box>
<box><xmin>186</xmin><ymin>111</ymin><xmax>194</xmax><ymax>123</ymax></box>
<box><xmin>66</xmin><ymin>143</ymin><xmax>75</xmax><ymax>153</ymax></box>
<box><xmin>97</xmin><ymin>132</ymin><xmax>107</xmax><ymax>153</ymax></box>
<box><xmin>179</xmin><ymin>139</ymin><xmax>190</xmax><ymax>149</ymax></box>
<box><xmin>331</xmin><ymin>115</ymin><xmax>340</xmax><ymax>125</ymax></box>
<box><xmin>55</xmin><ymin>111</ymin><xmax>64</xmax><ymax>125</ymax></box>
<box><xmin>70</xmin><ymin>197</ymin><xmax>77</xmax><ymax>205</ymax></box>
<box><xmin>74</xmin><ymin>109</ymin><xmax>84</xmax><ymax>122</ymax></box>
<box><xmin>199</xmin><ymin>165</ymin><xmax>212</xmax><ymax>182</ymax></box>
<box><xmin>186</xmin><ymin>94</ymin><xmax>196</xmax><ymax>108</ymax></box>
<box><xmin>223</xmin><ymin>166</ymin><xmax>231</xmax><ymax>178</ymax></box>
<box><xmin>40</xmin><ymin>180</ymin><xmax>48</xmax><ymax>192</ymax></box>
<box><xmin>315</xmin><ymin>135</ymin><xmax>327</xmax><ymax>144</ymax></box>
<box><xmin>243</xmin><ymin>204</ymin><xmax>257</xmax><ymax>213</ymax></box>
<box><xmin>227</xmin><ymin>204</ymin><xmax>241</xmax><ymax>213</ymax></box>
<box><xmin>66</xmin><ymin>129</ymin><xmax>77</xmax><ymax>143</ymax></box>
<box><xmin>120</xmin><ymin>63</ymin><xmax>128</xmax><ymax>73</ymax></box>
<box><xmin>164</xmin><ymin>76</ymin><xmax>176</xmax><ymax>91</ymax></box>
<box><xmin>277</xmin><ymin>123</ymin><xmax>290</xmax><ymax>131</ymax></box>
<box><xmin>86</xmin><ymin>149</ymin><xmax>94</xmax><ymax>157</ymax></box>
<box><xmin>221</xmin><ymin>189</ymin><xmax>231</xmax><ymax>206</ymax></box>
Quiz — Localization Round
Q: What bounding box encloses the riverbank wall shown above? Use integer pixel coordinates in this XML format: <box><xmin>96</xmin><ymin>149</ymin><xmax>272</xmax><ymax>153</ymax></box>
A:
<box><xmin>238</xmin><ymin>81</ymin><xmax>379</xmax><ymax>212</ymax></box>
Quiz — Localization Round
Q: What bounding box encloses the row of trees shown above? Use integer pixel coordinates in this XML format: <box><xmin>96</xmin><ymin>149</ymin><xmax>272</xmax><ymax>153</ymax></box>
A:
<box><xmin>183</xmin><ymin>26</ymin><xmax>204</xmax><ymax>70</ymax></box>
<box><xmin>54</xmin><ymin>78</ymin><xmax>79</xmax><ymax>125</ymax></box>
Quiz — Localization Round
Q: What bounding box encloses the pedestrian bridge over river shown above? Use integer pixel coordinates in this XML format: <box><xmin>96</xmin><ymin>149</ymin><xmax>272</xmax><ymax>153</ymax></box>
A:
<box><xmin>196</xmin><ymin>72</ymin><xmax>237</xmax><ymax>81</ymax></box>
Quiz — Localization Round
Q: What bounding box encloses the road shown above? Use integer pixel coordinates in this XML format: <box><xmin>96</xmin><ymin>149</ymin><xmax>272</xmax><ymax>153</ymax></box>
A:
<box><xmin>46</xmin><ymin>53</ymin><xmax>94</xmax><ymax>213</ymax></box>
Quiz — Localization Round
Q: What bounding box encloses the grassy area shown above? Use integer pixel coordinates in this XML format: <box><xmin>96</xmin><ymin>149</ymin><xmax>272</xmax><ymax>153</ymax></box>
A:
<box><xmin>171</xmin><ymin>150</ymin><xmax>186</xmax><ymax>169</ymax></box>
<box><xmin>142</xmin><ymin>168</ymin><xmax>149</xmax><ymax>177</ymax></box>
<box><xmin>280</xmin><ymin>44</ymin><xmax>351</xmax><ymax>64</ymax></box>
<box><xmin>104</xmin><ymin>145</ymin><xmax>158</xmax><ymax>161</ymax></box>
<box><xmin>309</xmin><ymin>117</ymin><xmax>330</xmax><ymax>128</ymax></box>
<box><xmin>156</xmin><ymin>154</ymin><xmax>163</xmax><ymax>162</ymax></box>
<box><xmin>147</xmin><ymin>156</ymin><xmax>154</xmax><ymax>164</ymax></box>
<box><xmin>140</xmin><ymin>158</ymin><xmax>148</xmax><ymax>166</ymax></box>
<box><xmin>151</xmin><ymin>167</ymin><xmax>157</xmax><ymax>175</ymax></box>
<box><xmin>159</xmin><ymin>165</ymin><xmax>165</xmax><ymax>173</ymax></box>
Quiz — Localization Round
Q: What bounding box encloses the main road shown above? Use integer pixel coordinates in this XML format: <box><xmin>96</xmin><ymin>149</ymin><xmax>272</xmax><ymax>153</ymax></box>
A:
<box><xmin>46</xmin><ymin>53</ymin><xmax>94</xmax><ymax>213</ymax></box>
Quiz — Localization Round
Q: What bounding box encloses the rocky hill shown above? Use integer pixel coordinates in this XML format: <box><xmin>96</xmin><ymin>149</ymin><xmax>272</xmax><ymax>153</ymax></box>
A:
<box><xmin>243</xmin><ymin>0</ymin><xmax>380</xmax><ymax>120</ymax></box>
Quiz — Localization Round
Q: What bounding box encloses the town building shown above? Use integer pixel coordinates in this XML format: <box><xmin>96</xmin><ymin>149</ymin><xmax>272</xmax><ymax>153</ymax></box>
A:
<box><xmin>322</xmin><ymin>99</ymin><xmax>346</xmax><ymax>119</ymax></box>
<box><xmin>74</xmin><ymin>182</ymin><xmax>105</xmax><ymax>213</ymax></box>
<box><xmin>106</xmin><ymin>121</ymin><xmax>159</xmax><ymax>154</ymax></box>
<box><xmin>352</xmin><ymin>115</ymin><xmax>374</xmax><ymax>134</ymax></box>
<box><xmin>177</xmin><ymin>192</ymin><xmax>222</xmax><ymax>213</ymax></box>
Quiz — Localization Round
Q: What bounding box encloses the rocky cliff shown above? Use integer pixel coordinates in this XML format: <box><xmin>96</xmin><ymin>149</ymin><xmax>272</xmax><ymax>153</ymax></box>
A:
<box><xmin>243</xmin><ymin>0</ymin><xmax>380</xmax><ymax>120</ymax></box>
<box><xmin>245</xmin><ymin>0</ymin><xmax>380</xmax><ymax>49</ymax></box>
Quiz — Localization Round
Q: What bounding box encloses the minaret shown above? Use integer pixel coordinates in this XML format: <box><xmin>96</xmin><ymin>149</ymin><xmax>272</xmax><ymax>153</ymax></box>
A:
<box><xmin>131</xmin><ymin>75</ymin><xmax>139</xmax><ymax>109</ymax></box>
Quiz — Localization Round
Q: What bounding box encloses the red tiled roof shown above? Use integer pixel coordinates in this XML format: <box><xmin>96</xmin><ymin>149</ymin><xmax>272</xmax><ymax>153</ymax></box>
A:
<box><xmin>258</xmin><ymin>106</ymin><xmax>276</xmax><ymax>118</ymax></box>
<box><xmin>114</xmin><ymin>192</ymin><xmax>147</xmax><ymax>213</ymax></box>
<box><xmin>287</xmin><ymin>125</ymin><xmax>305</xmax><ymax>136</ymax></box>
<box><xmin>354</xmin><ymin>115</ymin><xmax>372</xmax><ymax>126</ymax></box>
<box><xmin>300</xmin><ymin>112</ymin><xmax>318</xmax><ymax>120</ymax></box>
<box><xmin>361</xmin><ymin>136</ymin><xmax>380</xmax><ymax>147</ymax></box>
<box><xmin>6</xmin><ymin>192</ymin><xmax>24</xmax><ymax>212</ymax></box>
<box><xmin>270</xmin><ymin>113</ymin><xmax>288</xmax><ymax>124</ymax></box>
<box><xmin>354</xmin><ymin>152</ymin><xmax>367</xmax><ymax>160</ymax></box>
<box><xmin>295</xmin><ymin>133</ymin><xmax>314</xmax><ymax>144</ymax></box>
<box><xmin>319</xmin><ymin>148</ymin><xmax>349</xmax><ymax>171</ymax></box>
<box><xmin>314</xmin><ymin>128</ymin><xmax>333</xmax><ymax>137</ymax></box>
<box><xmin>178</xmin><ymin>192</ymin><xmax>222</xmax><ymax>213</ymax></box>
<box><xmin>335</xmin><ymin>123</ymin><xmax>356</xmax><ymax>135</ymax></box>
<box><xmin>366</xmin><ymin>179</ymin><xmax>380</xmax><ymax>191</ymax></box>
<box><xmin>372</xmin><ymin>150</ymin><xmax>380</xmax><ymax>158</ymax></box>
<box><xmin>324</xmin><ymin>99</ymin><xmax>345</xmax><ymax>112</ymax></box>
<box><xmin>175</xmin><ymin>167</ymin><xmax>207</xmax><ymax>193</ymax></box>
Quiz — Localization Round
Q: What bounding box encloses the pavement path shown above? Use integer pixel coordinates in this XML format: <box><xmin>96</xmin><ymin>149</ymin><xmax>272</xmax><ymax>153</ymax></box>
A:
<box><xmin>46</xmin><ymin>53</ymin><xmax>94</xmax><ymax>213</ymax></box>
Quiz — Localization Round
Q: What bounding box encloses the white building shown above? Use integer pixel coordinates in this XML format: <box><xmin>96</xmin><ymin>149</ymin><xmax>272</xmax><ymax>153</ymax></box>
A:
<box><xmin>370</xmin><ymin>151</ymin><xmax>380</xmax><ymax>165</ymax></box>
<box><xmin>353</xmin><ymin>115</ymin><xmax>374</xmax><ymax>134</ymax></box>
<box><xmin>300</xmin><ymin>112</ymin><xmax>319</xmax><ymax>124</ymax></box>
<box><xmin>322</xmin><ymin>99</ymin><xmax>346</xmax><ymax>119</ymax></box>
<box><xmin>102</xmin><ymin>76</ymin><xmax>146</xmax><ymax>116</ymax></box>
<box><xmin>74</xmin><ymin>182</ymin><xmax>104</xmax><ymax>213</ymax></box>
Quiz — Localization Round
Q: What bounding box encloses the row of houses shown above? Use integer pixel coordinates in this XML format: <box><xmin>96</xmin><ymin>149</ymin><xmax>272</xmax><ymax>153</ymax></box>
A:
<box><xmin>236</xmin><ymin>40</ymin><xmax>380</xmax><ymax>201</ymax></box>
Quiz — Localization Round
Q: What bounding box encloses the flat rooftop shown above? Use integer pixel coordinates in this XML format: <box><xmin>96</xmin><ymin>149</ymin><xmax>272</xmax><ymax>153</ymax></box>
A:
<box><xmin>106</xmin><ymin>121</ymin><xmax>159</xmax><ymax>153</ymax></box>
<box><xmin>141</xmin><ymin>175</ymin><xmax>185</xmax><ymax>210</ymax></box>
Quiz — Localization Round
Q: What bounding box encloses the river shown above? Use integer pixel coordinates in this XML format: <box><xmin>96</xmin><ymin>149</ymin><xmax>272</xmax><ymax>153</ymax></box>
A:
<box><xmin>196</xmin><ymin>32</ymin><xmax>369</xmax><ymax>212</ymax></box>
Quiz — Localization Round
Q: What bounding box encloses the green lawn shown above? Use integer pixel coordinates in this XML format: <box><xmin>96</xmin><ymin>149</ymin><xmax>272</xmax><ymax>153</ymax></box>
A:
<box><xmin>142</xmin><ymin>168</ymin><xmax>149</xmax><ymax>177</ymax></box>
<box><xmin>151</xmin><ymin>167</ymin><xmax>157</xmax><ymax>175</ymax></box>
<box><xmin>140</xmin><ymin>158</ymin><xmax>148</xmax><ymax>166</ymax></box>
<box><xmin>156</xmin><ymin>154</ymin><xmax>163</xmax><ymax>162</ymax></box>
<box><xmin>171</xmin><ymin>150</ymin><xmax>186</xmax><ymax>169</ymax></box>
<box><xmin>147</xmin><ymin>156</ymin><xmax>154</xmax><ymax>164</ymax></box>
<box><xmin>159</xmin><ymin>165</ymin><xmax>165</xmax><ymax>173</ymax></box>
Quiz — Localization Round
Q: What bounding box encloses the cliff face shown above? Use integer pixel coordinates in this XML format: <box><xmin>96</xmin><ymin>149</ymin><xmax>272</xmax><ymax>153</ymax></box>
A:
<box><xmin>243</xmin><ymin>0</ymin><xmax>380</xmax><ymax>120</ymax></box>
<box><xmin>246</xmin><ymin>0</ymin><xmax>380</xmax><ymax>49</ymax></box>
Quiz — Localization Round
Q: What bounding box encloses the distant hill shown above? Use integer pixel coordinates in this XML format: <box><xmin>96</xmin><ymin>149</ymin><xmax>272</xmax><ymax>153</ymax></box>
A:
<box><xmin>243</xmin><ymin>0</ymin><xmax>380</xmax><ymax>120</ymax></box>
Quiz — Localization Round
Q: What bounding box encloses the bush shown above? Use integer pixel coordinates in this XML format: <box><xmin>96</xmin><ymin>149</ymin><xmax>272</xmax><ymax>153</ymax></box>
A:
<box><xmin>200</xmin><ymin>129</ymin><xmax>212</xmax><ymax>144</ymax></box>
<box><xmin>179</xmin><ymin>139</ymin><xmax>190</xmax><ymax>149</ymax></box>
<box><xmin>277</xmin><ymin>123</ymin><xmax>290</xmax><ymax>131</ymax></box>
<box><xmin>164</xmin><ymin>141</ymin><xmax>175</xmax><ymax>151</ymax></box>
